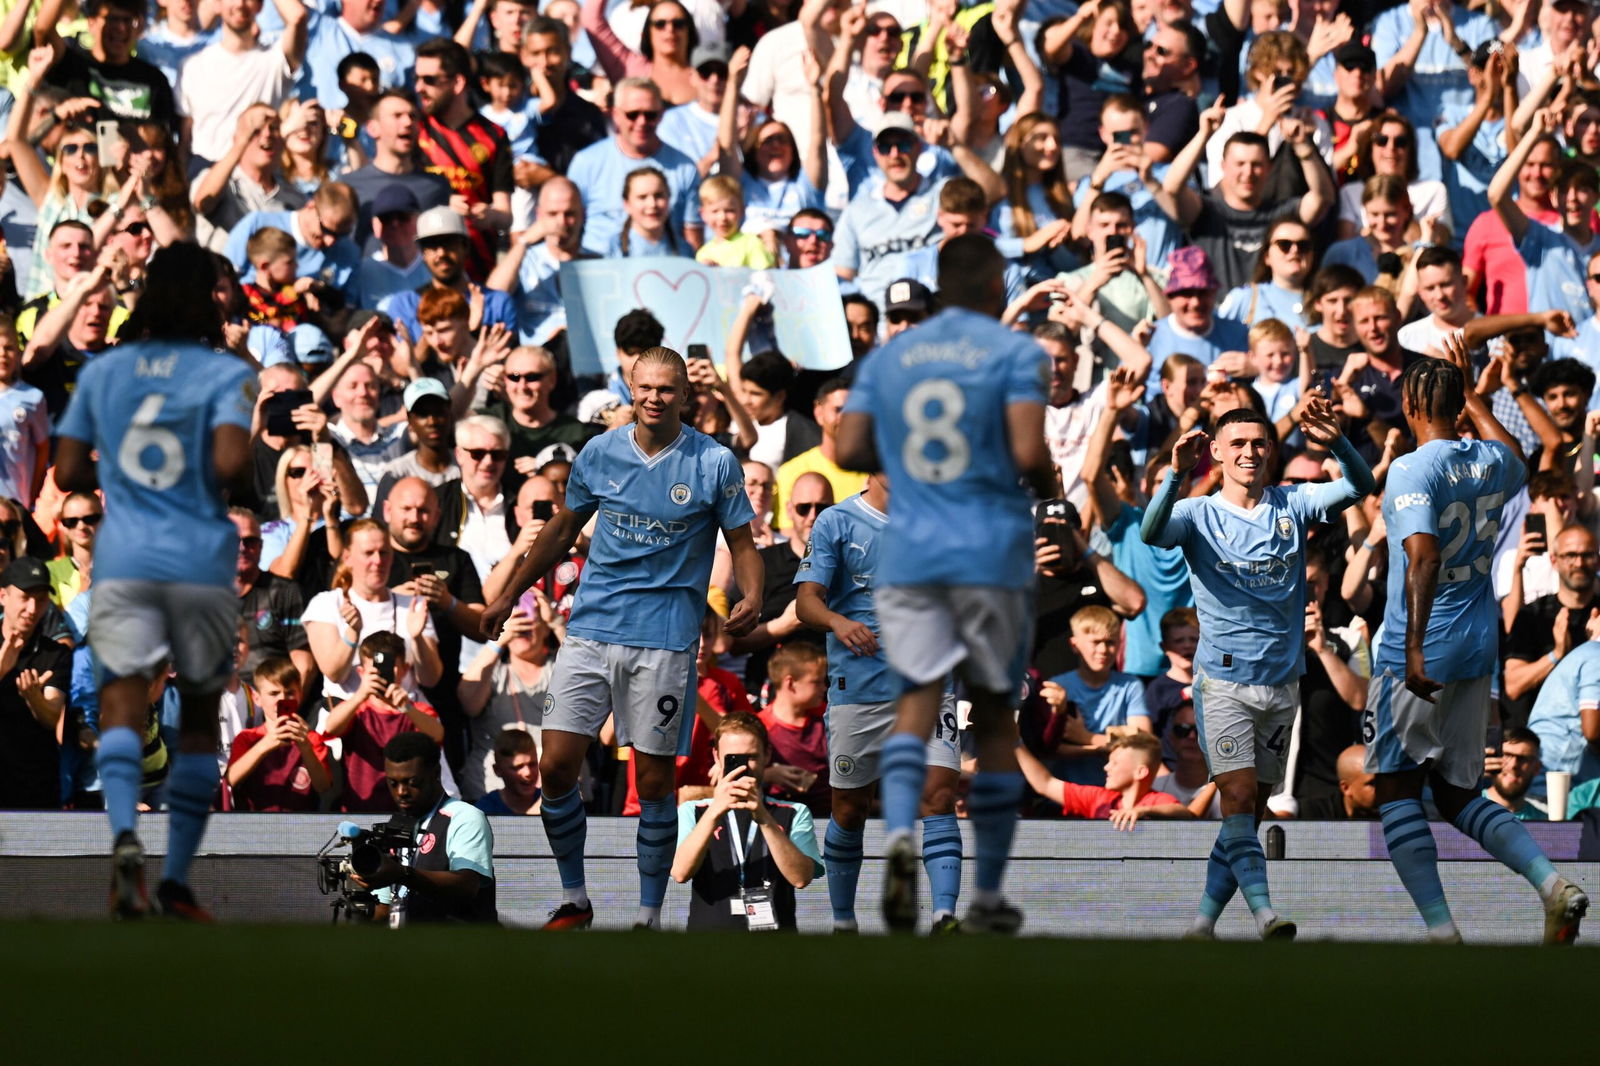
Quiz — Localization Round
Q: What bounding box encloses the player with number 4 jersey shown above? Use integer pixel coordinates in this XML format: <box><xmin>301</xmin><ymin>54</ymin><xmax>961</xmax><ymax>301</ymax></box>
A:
<box><xmin>837</xmin><ymin>235</ymin><xmax>1056</xmax><ymax>935</ymax></box>
<box><xmin>480</xmin><ymin>347</ymin><xmax>763</xmax><ymax>931</ymax></box>
<box><xmin>1143</xmin><ymin>391</ymin><xmax>1374</xmax><ymax>941</ymax></box>
<box><xmin>54</xmin><ymin>245</ymin><xmax>258</xmax><ymax>922</ymax></box>
<box><xmin>1364</xmin><ymin>334</ymin><xmax>1587</xmax><ymax>946</ymax></box>
<box><xmin>794</xmin><ymin>474</ymin><xmax>965</xmax><ymax>934</ymax></box>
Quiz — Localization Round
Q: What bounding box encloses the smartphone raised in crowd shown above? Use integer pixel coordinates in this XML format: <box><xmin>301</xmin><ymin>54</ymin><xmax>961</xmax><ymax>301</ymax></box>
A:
<box><xmin>532</xmin><ymin>500</ymin><xmax>555</xmax><ymax>521</ymax></box>
<box><xmin>1112</xmin><ymin>129</ymin><xmax>1135</xmax><ymax>145</ymax></box>
<box><xmin>722</xmin><ymin>753</ymin><xmax>755</xmax><ymax>781</ymax></box>
<box><xmin>1526</xmin><ymin>512</ymin><xmax>1547</xmax><ymax>553</ymax></box>
<box><xmin>263</xmin><ymin>389</ymin><xmax>314</xmax><ymax>439</ymax></box>
<box><xmin>372</xmin><ymin>649</ymin><xmax>397</xmax><ymax>685</ymax></box>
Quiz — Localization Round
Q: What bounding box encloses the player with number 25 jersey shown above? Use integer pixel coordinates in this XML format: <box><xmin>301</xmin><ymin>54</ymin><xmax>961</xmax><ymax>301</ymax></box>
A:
<box><xmin>1372</xmin><ymin>440</ymin><xmax>1521</xmax><ymax>683</ymax></box>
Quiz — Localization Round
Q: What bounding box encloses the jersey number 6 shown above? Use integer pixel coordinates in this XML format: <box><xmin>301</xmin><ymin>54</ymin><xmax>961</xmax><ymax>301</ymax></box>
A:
<box><xmin>117</xmin><ymin>394</ymin><xmax>187</xmax><ymax>490</ymax></box>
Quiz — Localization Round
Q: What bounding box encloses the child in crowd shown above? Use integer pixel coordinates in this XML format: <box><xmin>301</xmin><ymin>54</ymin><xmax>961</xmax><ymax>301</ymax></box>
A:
<box><xmin>225</xmin><ymin>657</ymin><xmax>332</xmax><ymax>812</ymax></box>
<box><xmin>1246</xmin><ymin>317</ymin><xmax>1301</xmax><ymax>429</ymax></box>
<box><xmin>757</xmin><ymin>642</ymin><xmax>828</xmax><ymax>815</ymax></box>
<box><xmin>242</xmin><ymin>227</ymin><xmax>316</xmax><ymax>330</ymax></box>
<box><xmin>475</xmin><ymin>728</ymin><xmax>541</xmax><ymax>815</ymax></box>
<box><xmin>608</xmin><ymin>166</ymin><xmax>692</xmax><ymax>258</ymax></box>
<box><xmin>1019</xmin><ymin>732</ymin><xmax>1189</xmax><ymax>824</ymax></box>
<box><xmin>1143</xmin><ymin>607</ymin><xmax>1198</xmax><ymax>740</ymax></box>
<box><xmin>323</xmin><ymin>632</ymin><xmax>445</xmax><ymax>812</ymax></box>
<box><xmin>1047</xmin><ymin>606</ymin><xmax>1152</xmax><ymax>784</ymax></box>
<box><xmin>695</xmin><ymin>175</ymin><xmax>776</xmax><ymax>269</ymax></box>
<box><xmin>477</xmin><ymin>51</ymin><xmax>544</xmax><ymax>228</ymax></box>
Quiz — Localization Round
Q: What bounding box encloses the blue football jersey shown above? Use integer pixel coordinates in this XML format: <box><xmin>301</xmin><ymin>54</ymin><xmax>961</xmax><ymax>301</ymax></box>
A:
<box><xmin>794</xmin><ymin>492</ymin><xmax>894</xmax><ymax>704</ymax></box>
<box><xmin>56</xmin><ymin>340</ymin><xmax>255</xmax><ymax>588</ymax></box>
<box><xmin>1374</xmin><ymin>439</ymin><xmax>1525</xmax><ymax>682</ymax></box>
<box><xmin>564</xmin><ymin>425</ymin><xmax>754</xmax><ymax>651</ymax></box>
<box><xmin>1149</xmin><ymin>482</ymin><xmax>1362</xmax><ymax>686</ymax></box>
<box><xmin>842</xmin><ymin>307</ymin><xmax>1048</xmax><ymax>590</ymax></box>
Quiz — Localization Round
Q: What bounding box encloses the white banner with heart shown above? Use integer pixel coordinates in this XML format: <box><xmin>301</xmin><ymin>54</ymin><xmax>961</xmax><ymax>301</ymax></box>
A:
<box><xmin>559</xmin><ymin>259</ymin><xmax>852</xmax><ymax>376</ymax></box>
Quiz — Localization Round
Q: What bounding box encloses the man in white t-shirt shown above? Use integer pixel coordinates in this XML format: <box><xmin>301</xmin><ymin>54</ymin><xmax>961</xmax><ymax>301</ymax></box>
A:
<box><xmin>177</xmin><ymin>0</ymin><xmax>309</xmax><ymax>164</ymax></box>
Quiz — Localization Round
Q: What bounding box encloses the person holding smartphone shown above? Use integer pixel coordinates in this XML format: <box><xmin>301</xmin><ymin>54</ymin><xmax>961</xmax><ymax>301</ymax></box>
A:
<box><xmin>670</xmin><ymin>711</ymin><xmax>822</xmax><ymax>932</ymax></box>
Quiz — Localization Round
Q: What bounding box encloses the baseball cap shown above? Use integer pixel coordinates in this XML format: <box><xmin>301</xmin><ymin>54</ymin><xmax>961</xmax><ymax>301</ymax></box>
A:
<box><xmin>691</xmin><ymin>42</ymin><xmax>729</xmax><ymax>74</ymax></box>
<box><xmin>578</xmin><ymin>388</ymin><xmax>622</xmax><ymax>425</ymax></box>
<box><xmin>403</xmin><ymin>377</ymin><xmax>451</xmax><ymax>412</ymax></box>
<box><xmin>1164</xmin><ymin>246</ymin><xmax>1220</xmax><ymax>295</ymax></box>
<box><xmin>874</xmin><ymin>112</ymin><xmax>919</xmax><ymax>144</ymax></box>
<box><xmin>371</xmin><ymin>184</ymin><xmax>422</xmax><ymax>218</ymax></box>
<box><xmin>291</xmin><ymin>323</ymin><xmax>336</xmax><ymax>366</ymax></box>
<box><xmin>1333</xmin><ymin>42</ymin><xmax>1375</xmax><ymax>71</ymax></box>
<box><xmin>884</xmin><ymin>278</ymin><xmax>932</xmax><ymax>316</ymax></box>
<box><xmin>2</xmin><ymin>557</ymin><xmax>49</xmax><ymax>592</ymax></box>
<box><xmin>416</xmin><ymin>206</ymin><xmax>469</xmax><ymax>242</ymax></box>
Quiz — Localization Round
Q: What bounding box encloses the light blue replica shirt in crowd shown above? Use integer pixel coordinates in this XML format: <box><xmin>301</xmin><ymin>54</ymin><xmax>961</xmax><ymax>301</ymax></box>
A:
<box><xmin>1527</xmin><ymin>641</ymin><xmax>1600</xmax><ymax>785</ymax></box>
<box><xmin>1216</xmin><ymin>281</ymin><xmax>1308</xmax><ymax>330</ymax></box>
<box><xmin>1143</xmin><ymin>314</ymin><xmax>1250</xmax><ymax>393</ymax></box>
<box><xmin>1053</xmin><ymin>668</ymin><xmax>1153</xmax><ymax>784</ymax></box>
<box><xmin>832</xmin><ymin>174</ymin><xmax>946</xmax><ymax>311</ymax></box>
<box><xmin>223</xmin><ymin>210</ymin><xmax>362</xmax><ymax>302</ymax></box>
<box><xmin>300</xmin><ymin>12</ymin><xmax>418</xmax><ymax>108</ymax></box>
<box><xmin>740</xmin><ymin>171</ymin><xmax>826</xmax><ymax>236</ymax></box>
<box><xmin>0</xmin><ymin>380</ymin><xmax>50</xmax><ymax>506</ymax></box>
<box><xmin>1374</xmin><ymin>438</ymin><xmax>1525</xmax><ymax>682</ymax></box>
<box><xmin>564</xmin><ymin>424</ymin><xmax>754</xmax><ymax>651</ymax></box>
<box><xmin>1105</xmin><ymin>503</ymin><xmax>1193</xmax><ymax>677</ymax></box>
<box><xmin>1519</xmin><ymin>222</ymin><xmax>1596</xmax><ymax>331</ymax></box>
<box><xmin>1371</xmin><ymin>5</ymin><xmax>1496</xmax><ymax>177</ymax></box>
<box><xmin>656</xmin><ymin>102</ymin><xmax>718</xmax><ymax>167</ymax></box>
<box><xmin>795</xmin><ymin>491</ymin><xmax>895</xmax><ymax>705</ymax></box>
<box><xmin>567</xmin><ymin>138</ymin><xmax>702</xmax><ymax>256</ymax></box>
<box><xmin>842</xmin><ymin>307</ymin><xmax>1047</xmax><ymax>590</ymax></box>
<box><xmin>1145</xmin><ymin>471</ymin><xmax>1368</xmax><ymax>687</ymax></box>
<box><xmin>507</xmin><ymin>243</ymin><xmax>570</xmax><ymax>346</ymax></box>
<box><xmin>56</xmin><ymin>340</ymin><xmax>255</xmax><ymax>588</ymax></box>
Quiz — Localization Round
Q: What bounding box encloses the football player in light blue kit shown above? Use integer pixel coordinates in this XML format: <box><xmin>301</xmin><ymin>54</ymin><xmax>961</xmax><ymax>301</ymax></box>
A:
<box><xmin>1144</xmin><ymin>396</ymin><xmax>1374</xmax><ymax>940</ymax></box>
<box><xmin>794</xmin><ymin>473</ymin><xmax>965</xmax><ymax>935</ymax></box>
<box><xmin>481</xmin><ymin>347</ymin><xmax>763</xmax><ymax>930</ymax></box>
<box><xmin>837</xmin><ymin>234</ymin><xmax>1056</xmax><ymax>934</ymax></box>
<box><xmin>1366</xmin><ymin>334</ymin><xmax>1588</xmax><ymax>945</ymax></box>
<box><xmin>55</xmin><ymin>244</ymin><xmax>257</xmax><ymax>921</ymax></box>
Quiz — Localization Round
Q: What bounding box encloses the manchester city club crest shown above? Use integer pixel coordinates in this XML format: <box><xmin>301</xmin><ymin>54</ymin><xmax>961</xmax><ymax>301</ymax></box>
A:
<box><xmin>542</xmin><ymin>692</ymin><xmax>555</xmax><ymax>716</ymax></box>
<box><xmin>834</xmin><ymin>754</ymin><xmax>855</xmax><ymax>777</ymax></box>
<box><xmin>1216</xmin><ymin>735</ymin><xmax>1239</xmax><ymax>758</ymax></box>
<box><xmin>670</xmin><ymin>483</ymin><xmax>691</xmax><ymax>505</ymax></box>
<box><xmin>1276</xmin><ymin>516</ymin><xmax>1293</xmax><ymax>539</ymax></box>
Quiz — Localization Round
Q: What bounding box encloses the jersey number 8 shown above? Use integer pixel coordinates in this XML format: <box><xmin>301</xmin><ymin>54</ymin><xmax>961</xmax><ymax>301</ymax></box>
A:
<box><xmin>117</xmin><ymin>394</ymin><xmax>186</xmax><ymax>491</ymax></box>
<box><xmin>901</xmin><ymin>379</ymin><xmax>970</xmax><ymax>484</ymax></box>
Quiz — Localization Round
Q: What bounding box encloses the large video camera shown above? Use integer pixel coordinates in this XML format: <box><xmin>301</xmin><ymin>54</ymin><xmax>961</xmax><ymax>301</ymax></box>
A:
<box><xmin>315</xmin><ymin>814</ymin><xmax>420</xmax><ymax>923</ymax></box>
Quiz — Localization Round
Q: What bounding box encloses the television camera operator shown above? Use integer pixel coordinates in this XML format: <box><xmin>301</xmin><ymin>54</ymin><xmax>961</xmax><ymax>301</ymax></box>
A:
<box><xmin>349</xmin><ymin>733</ymin><xmax>499</xmax><ymax>924</ymax></box>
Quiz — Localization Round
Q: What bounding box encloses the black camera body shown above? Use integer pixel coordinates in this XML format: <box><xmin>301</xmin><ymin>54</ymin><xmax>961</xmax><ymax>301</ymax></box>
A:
<box><xmin>316</xmin><ymin>814</ymin><xmax>421</xmax><ymax>923</ymax></box>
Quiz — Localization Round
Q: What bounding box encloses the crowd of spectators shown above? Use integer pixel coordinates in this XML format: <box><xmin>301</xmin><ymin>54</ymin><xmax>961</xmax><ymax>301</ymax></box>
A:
<box><xmin>0</xmin><ymin>0</ymin><xmax>1597</xmax><ymax>837</ymax></box>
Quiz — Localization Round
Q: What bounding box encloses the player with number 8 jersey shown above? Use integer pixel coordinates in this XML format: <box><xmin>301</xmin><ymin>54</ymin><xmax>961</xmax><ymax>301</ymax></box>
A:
<box><xmin>837</xmin><ymin>235</ymin><xmax>1056</xmax><ymax>934</ymax></box>
<box><xmin>54</xmin><ymin>244</ymin><xmax>259</xmax><ymax>922</ymax></box>
<box><xmin>479</xmin><ymin>346</ymin><xmax>763</xmax><ymax>931</ymax></box>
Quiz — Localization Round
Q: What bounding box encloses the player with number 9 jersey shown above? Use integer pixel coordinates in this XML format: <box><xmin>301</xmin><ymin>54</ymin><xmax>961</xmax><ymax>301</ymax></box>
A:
<box><xmin>1373</xmin><ymin>438</ymin><xmax>1523</xmax><ymax>682</ymax></box>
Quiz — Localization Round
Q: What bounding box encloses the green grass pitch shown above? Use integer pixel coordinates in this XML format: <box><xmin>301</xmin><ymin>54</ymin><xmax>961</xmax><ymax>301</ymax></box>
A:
<box><xmin>2</xmin><ymin>922</ymin><xmax>1594</xmax><ymax>1063</ymax></box>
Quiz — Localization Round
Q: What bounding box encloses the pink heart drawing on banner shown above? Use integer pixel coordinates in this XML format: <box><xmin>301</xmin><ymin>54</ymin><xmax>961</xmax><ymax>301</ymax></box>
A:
<box><xmin>631</xmin><ymin>268</ymin><xmax>711</xmax><ymax>349</ymax></box>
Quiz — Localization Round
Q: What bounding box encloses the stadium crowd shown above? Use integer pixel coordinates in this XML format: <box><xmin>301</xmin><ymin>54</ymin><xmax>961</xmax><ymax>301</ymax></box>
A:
<box><xmin>1</xmin><ymin>0</ymin><xmax>1599</xmax><ymax>861</ymax></box>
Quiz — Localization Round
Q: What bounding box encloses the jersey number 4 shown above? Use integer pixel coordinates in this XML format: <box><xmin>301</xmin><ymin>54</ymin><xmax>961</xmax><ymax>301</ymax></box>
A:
<box><xmin>1438</xmin><ymin>491</ymin><xmax>1504</xmax><ymax>582</ymax></box>
<box><xmin>902</xmin><ymin>379</ymin><xmax>970</xmax><ymax>484</ymax></box>
<box><xmin>118</xmin><ymin>394</ymin><xmax>186</xmax><ymax>490</ymax></box>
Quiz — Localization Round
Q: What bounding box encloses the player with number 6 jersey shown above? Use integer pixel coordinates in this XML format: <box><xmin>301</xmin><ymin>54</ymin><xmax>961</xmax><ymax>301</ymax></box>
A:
<box><xmin>794</xmin><ymin>474</ymin><xmax>965</xmax><ymax>934</ymax></box>
<box><xmin>54</xmin><ymin>244</ymin><xmax>258</xmax><ymax>922</ymax></box>
<box><xmin>1365</xmin><ymin>334</ymin><xmax>1587</xmax><ymax>946</ymax></box>
<box><xmin>837</xmin><ymin>235</ymin><xmax>1056</xmax><ymax>935</ymax></box>
<box><xmin>480</xmin><ymin>346</ymin><xmax>763</xmax><ymax>931</ymax></box>
<box><xmin>1142</xmin><ymin>395</ymin><xmax>1374</xmax><ymax>941</ymax></box>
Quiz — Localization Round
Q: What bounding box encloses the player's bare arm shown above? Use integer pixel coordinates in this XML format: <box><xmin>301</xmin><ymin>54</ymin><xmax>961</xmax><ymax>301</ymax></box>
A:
<box><xmin>481</xmin><ymin>506</ymin><xmax>588</xmax><ymax>634</ymax></box>
<box><xmin>723</xmin><ymin>523</ymin><xmax>765</xmax><ymax>637</ymax></box>
<box><xmin>1402</xmin><ymin>531</ymin><xmax>1444</xmax><ymax>703</ymax></box>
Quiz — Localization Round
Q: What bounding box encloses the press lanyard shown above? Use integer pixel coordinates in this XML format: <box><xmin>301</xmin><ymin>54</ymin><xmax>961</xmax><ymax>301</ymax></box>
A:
<box><xmin>725</xmin><ymin>812</ymin><xmax>762</xmax><ymax>888</ymax></box>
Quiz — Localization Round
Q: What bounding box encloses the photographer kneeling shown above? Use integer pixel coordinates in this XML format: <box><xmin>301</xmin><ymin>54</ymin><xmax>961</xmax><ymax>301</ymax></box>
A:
<box><xmin>350</xmin><ymin>734</ymin><xmax>499</xmax><ymax>924</ymax></box>
<box><xmin>672</xmin><ymin>713</ymin><xmax>823</xmax><ymax>931</ymax></box>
